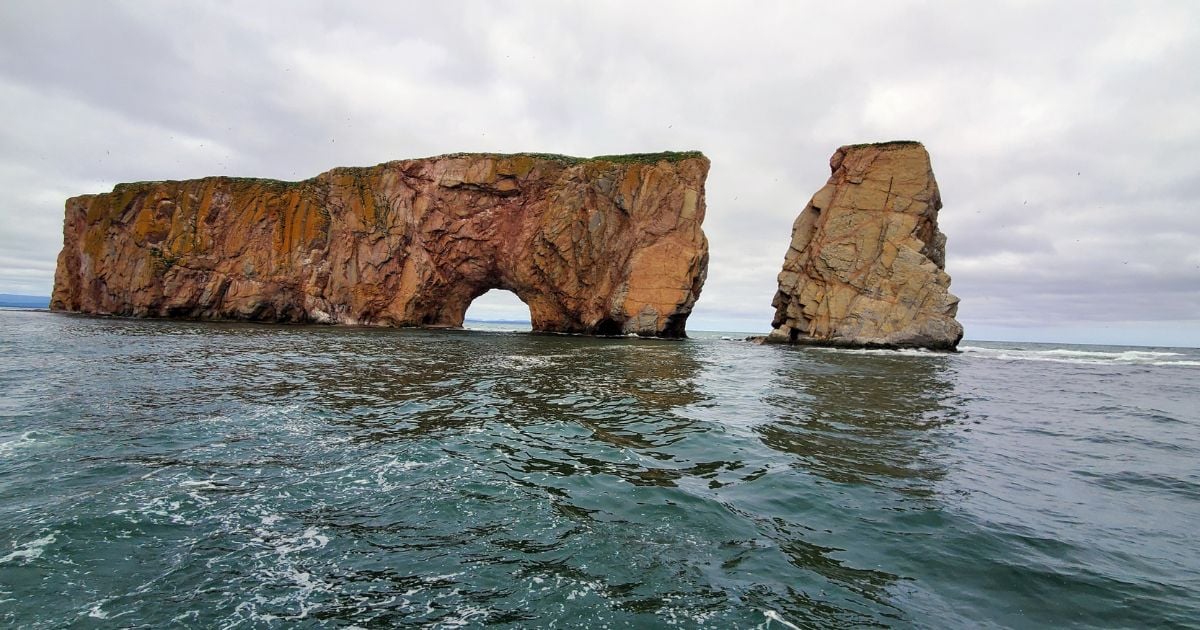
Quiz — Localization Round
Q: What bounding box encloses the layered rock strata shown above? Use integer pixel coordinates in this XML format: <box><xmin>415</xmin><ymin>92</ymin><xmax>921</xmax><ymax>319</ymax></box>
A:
<box><xmin>52</xmin><ymin>152</ymin><xmax>709</xmax><ymax>337</ymax></box>
<box><xmin>765</xmin><ymin>142</ymin><xmax>962</xmax><ymax>350</ymax></box>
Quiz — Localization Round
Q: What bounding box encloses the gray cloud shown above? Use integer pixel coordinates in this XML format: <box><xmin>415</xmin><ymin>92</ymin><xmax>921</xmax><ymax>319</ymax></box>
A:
<box><xmin>1</xmin><ymin>0</ymin><xmax>1197</xmax><ymax>344</ymax></box>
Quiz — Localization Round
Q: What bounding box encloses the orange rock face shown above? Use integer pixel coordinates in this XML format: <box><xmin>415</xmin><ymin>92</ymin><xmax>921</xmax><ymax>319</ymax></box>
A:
<box><xmin>766</xmin><ymin>142</ymin><xmax>962</xmax><ymax>350</ymax></box>
<box><xmin>51</xmin><ymin>152</ymin><xmax>709</xmax><ymax>337</ymax></box>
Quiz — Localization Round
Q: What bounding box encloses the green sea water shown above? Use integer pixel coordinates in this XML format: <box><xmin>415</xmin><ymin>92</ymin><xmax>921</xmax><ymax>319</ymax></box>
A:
<box><xmin>1</xmin><ymin>309</ymin><xmax>1197</xmax><ymax>628</ymax></box>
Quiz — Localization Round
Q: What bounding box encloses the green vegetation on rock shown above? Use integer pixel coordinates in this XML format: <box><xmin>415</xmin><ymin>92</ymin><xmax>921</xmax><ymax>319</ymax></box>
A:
<box><xmin>430</xmin><ymin>151</ymin><xmax>705</xmax><ymax>165</ymax></box>
<box><xmin>842</xmin><ymin>140</ymin><xmax>923</xmax><ymax>150</ymax></box>
<box><xmin>104</xmin><ymin>151</ymin><xmax>707</xmax><ymax>197</ymax></box>
<box><xmin>588</xmin><ymin>151</ymin><xmax>706</xmax><ymax>164</ymax></box>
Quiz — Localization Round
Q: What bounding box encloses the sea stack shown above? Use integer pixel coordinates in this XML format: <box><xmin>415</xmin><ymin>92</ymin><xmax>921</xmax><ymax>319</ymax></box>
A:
<box><xmin>51</xmin><ymin>152</ymin><xmax>709</xmax><ymax>337</ymax></box>
<box><xmin>765</xmin><ymin>142</ymin><xmax>963</xmax><ymax>350</ymax></box>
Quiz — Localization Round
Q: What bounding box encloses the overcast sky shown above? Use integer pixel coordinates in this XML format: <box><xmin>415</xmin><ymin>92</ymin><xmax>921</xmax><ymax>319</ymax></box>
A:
<box><xmin>1</xmin><ymin>1</ymin><xmax>1197</xmax><ymax>346</ymax></box>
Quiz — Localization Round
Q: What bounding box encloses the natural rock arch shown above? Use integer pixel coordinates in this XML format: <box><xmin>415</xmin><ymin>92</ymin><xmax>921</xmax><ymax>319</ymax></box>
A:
<box><xmin>51</xmin><ymin>152</ymin><xmax>709</xmax><ymax>338</ymax></box>
<box><xmin>462</xmin><ymin>289</ymin><xmax>531</xmax><ymax>326</ymax></box>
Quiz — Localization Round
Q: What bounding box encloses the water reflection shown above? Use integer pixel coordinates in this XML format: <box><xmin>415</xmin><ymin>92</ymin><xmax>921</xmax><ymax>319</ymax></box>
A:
<box><xmin>143</xmin><ymin>323</ymin><xmax>719</xmax><ymax>492</ymax></box>
<box><xmin>758</xmin><ymin>346</ymin><xmax>959</xmax><ymax>492</ymax></box>
<box><xmin>19</xmin><ymin>315</ymin><xmax>958</xmax><ymax>626</ymax></box>
<box><xmin>730</xmin><ymin>345</ymin><xmax>965</xmax><ymax>623</ymax></box>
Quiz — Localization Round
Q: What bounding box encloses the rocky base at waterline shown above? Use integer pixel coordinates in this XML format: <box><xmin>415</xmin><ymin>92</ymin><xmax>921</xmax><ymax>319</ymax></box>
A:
<box><xmin>51</xmin><ymin>152</ymin><xmax>709</xmax><ymax>338</ymax></box>
<box><xmin>763</xmin><ymin>141</ymin><xmax>962</xmax><ymax>351</ymax></box>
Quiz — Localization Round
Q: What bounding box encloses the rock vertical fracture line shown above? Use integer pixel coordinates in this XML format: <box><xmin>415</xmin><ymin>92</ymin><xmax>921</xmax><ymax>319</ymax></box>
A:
<box><xmin>51</xmin><ymin>152</ymin><xmax>710</xmax><ymax>338</ymax></box>
<box><xmin>765</xmin><ymin>142</ymin><xmax>963</xmax><ymax>350</ymax></box>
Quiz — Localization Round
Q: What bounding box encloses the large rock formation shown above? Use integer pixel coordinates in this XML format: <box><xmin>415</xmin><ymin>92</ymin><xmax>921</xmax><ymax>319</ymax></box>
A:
<box><xmin>765</xmin><ymin>142</ymin><xmax>962</xmax><ymax>350</ymax></box>
<box><xmin>52</xmin><ymin>152</ymin><xmax>709</xmax><ymax>337</ymax></box>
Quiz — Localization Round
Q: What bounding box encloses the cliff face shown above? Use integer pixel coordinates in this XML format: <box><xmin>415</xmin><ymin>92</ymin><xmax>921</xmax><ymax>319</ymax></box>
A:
<box><xmin>52</xmin><ymin>152</ymin><xmax>709</xmax><ymax>337</ymax></box>
<box><xmin>766</xmin><ymin>142</ymin><xmax>962</xmax><ymax>350</ymax></box>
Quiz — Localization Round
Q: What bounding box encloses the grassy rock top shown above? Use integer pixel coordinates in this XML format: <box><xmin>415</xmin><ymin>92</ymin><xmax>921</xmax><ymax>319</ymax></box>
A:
<box><xmin>106</xmin><ymin>151</ymin><xmax>708</xmax><ymax>194</ymax></box>
<box><xmin>840</xmin><ymin>140</ymin><xmax>924</xmax><ymax>150</ymax></box>
<box><xmin>433</xmin><ymin>150</ymin><xmax>707</xmax><ymax>165</ymax></box>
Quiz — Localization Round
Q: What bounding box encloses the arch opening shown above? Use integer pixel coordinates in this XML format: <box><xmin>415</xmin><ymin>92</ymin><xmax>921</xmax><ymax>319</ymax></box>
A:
<box><xmin>463</xmin><ymin>289</ymin><xmax>532</xmax><ymax>332</ymax></box>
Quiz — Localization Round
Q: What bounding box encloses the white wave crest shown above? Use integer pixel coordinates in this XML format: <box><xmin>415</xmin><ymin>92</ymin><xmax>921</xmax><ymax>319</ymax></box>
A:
<box><xmin>959</xmin><ymin>345</ymin><xmax>1197</xmax><ymax>366</ymax></box>
<box><xmin>0</xmin><ymin>532</ymin><xmax>56</xmax><ymax>564</ymax></box>
<box><xmin>811</xmin><ymin>347</ymin><xmax>935</xmax><ymax>357</ymax></box>
<box><xmin>762</xmin><ymin>609</ymin><xmax>802</xmax><ymax>629</ymax></box>
<box><xmin>0</xmin><ymin>430</ymin><xmax>57</xmax><ymax>456</ymax></box>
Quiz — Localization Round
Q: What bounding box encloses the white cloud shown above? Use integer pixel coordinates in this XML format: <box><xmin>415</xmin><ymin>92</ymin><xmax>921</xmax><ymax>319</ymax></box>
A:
<box><xmin>1</xmin><ymin>0</ymin><xmax>1197</xmax><ymax>344</ymax></box>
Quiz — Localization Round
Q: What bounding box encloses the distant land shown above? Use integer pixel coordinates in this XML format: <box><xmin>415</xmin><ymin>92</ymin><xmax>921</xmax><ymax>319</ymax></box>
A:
<box><xmin>0</xmin><ymin>305</ymin><xmax>537</xmax><ymax>327</ymax></box>
<box><xmin>0</xmin><ymin>302</ymin><xmax>535</xmax><ymax>323</ymax></box>
<box><xmin>0</xmin><ymin>294</ymin><xmax>49</xmax><ymax>308</ymax></box>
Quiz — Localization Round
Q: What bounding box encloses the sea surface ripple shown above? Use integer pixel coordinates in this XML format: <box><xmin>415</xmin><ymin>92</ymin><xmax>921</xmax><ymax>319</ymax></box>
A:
<box><xmin>0</xmin><ymin>310</ymin><xmax>1197</xmax><ymax>628</ymax></box>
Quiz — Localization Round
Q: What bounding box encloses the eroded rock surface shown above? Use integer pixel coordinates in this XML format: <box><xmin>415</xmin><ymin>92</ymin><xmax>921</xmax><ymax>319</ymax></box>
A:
<box><xmin>766</xmin><ymin>142</ymin><xmax>962</xmax><ymax>350</ymax></box>
<box><xmin>52</xmin><ymin>152</ymin><xmax>709</xmax><ymax>337</ymax></box>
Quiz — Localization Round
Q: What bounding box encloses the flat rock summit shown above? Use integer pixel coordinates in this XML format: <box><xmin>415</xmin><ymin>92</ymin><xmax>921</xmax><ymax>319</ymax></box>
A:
<box><xmin>764</xmin><ymin>142</ymin><xmax>962</xmax><ymax>350</ymax></box>
<box><xmin>51</xmin><ymin>152</ymin><xmax>709</xmax><ymax>337</ymax></box>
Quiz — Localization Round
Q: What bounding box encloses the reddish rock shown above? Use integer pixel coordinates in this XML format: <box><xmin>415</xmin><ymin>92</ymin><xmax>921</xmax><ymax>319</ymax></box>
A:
<box><xmin>52</xmin><ymin>152</ymin><xmax>709</xmax><ymax>337</ymax></box>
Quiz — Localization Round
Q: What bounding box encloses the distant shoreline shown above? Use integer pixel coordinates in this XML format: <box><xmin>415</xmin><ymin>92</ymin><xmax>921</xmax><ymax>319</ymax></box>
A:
<box><xmin>0</xmin><ymin>294</ymin><xmax>49</xmax><ymax>309</ymax></box>
<box><xmin>5</xmin><ymin>300</ymin><xmax>1195</xmax><ymax>349</ymax></box>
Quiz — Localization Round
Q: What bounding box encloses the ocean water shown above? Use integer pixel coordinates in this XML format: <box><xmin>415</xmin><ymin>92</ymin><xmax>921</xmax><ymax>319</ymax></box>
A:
<box><xmin>1</xmin><ymin>309</ymin><xmax>1197</xmax><ymax>629</ymax></box>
